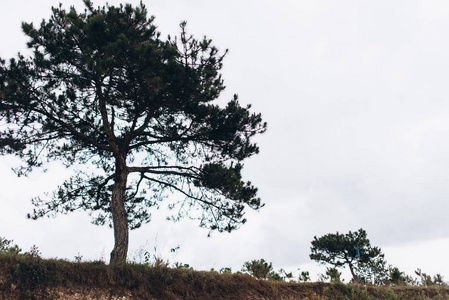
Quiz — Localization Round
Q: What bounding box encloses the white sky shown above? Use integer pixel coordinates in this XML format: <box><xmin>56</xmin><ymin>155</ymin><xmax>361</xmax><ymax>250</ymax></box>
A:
<box><xmin>1</xmin><ymin>0</ymin><xmax>449</xmax><ymax>281</ymax></box>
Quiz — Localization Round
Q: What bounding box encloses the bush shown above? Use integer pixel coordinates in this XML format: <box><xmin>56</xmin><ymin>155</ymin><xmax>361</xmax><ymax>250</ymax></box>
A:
<box><xmin>241</xmin><ymin>258</ymin><xmax>273</xmax><ymax>279</ymax></box>
<box><xmin>0</xmin><ymin>237</ymin><xmax>21</xmax><ymax>255</ymax></box>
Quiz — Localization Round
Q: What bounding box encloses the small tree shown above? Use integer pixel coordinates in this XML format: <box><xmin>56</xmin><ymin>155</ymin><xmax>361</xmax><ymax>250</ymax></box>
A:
<box><xmin>242</xmin><ymin>258</ymin><xmax>273</xmax><ymax>279</ymax></box>
<box><xmin>219</xmin><ymin>267</ymin><xmax>232</xmax><ymax>274</ymax></box>
<box><xmin>298</xmin><ymin>270</ymin><xmax>311</xmax><ymax>282</ymax></box>
<box><xmin>433</xmin><ymin>274</ymin><xmax>446</xmax><ymax>286</ymax></box>
<box><xmin>415</xmin><ymin>269</ymin><xmax>446</xmax><ymax>286</ymax></box>
<box><xmin>389</xmin><ymin>267</ymin><xmax>404</xmax><ymax>285</ymax></box>
<box><xmin>278</xmin><ymin>269</ymin><xmax>294</xmax><ymax>282</ymax></box>
<box><xmin>0</xmin><ymin>237</ymin><xmax>21</xmax><ymax>255</ymax></box>
<box><xmin>268</xmin><ymin>268</ymin><xmax>293</xmax><ymax>282</ymax></box>
<box><xmin>310</xmin><ymin>228</ymin><xmax>387</xmax><ymax>283</ymax></box>
<box><xmin>0</xmin><ymin>1</ymin><xmax>266</xmax><ymax>264</ymax></box>
<box><xmin>415</xmin><ymin>269</ymin><xmax>434</xmax><ymax>286</ymax></box>
<box><xmin>326</xmin><ymin>267</ymin><xmax>342</xmax><ymax>283</ymax></box>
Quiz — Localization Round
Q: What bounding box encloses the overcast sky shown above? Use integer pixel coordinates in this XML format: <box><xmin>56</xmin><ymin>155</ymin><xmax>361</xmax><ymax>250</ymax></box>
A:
<box><xmin>1</xmin><ymin>0</ymin><xmax>449</xmax><ymax>281</ymax></box>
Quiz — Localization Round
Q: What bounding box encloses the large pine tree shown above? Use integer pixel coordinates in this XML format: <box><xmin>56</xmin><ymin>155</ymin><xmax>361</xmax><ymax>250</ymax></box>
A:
<box><xmin>0</xmin><ymin>1</ymin><xmax>266</xmax><ymax>264</ymax></box>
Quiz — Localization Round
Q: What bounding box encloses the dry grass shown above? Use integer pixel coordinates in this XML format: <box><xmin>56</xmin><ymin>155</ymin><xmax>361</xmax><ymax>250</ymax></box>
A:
<box><xmin>1</xmin><ymin>253</ymin><xmax>448</xmax><ymax>299</ymax></box>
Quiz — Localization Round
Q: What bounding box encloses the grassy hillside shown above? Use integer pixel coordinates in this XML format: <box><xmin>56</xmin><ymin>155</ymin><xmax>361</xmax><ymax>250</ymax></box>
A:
<box><xmin>1</xmin><ymin>253</ymin><xmax>449</xmax><ymax>299</ymax></box>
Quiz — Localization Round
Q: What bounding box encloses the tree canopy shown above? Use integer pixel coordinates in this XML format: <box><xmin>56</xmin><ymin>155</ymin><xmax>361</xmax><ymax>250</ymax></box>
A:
<box><xmin>241</xmin><ymin>258</ymin><xmax>294</xmax><ymax>281</ymax></box>
<box><xmin>310</xmin><ymin>228</ymin><xmax>387</xmax><ymax>283</ymax></box>
<box><xmin>0</xmin><ymin>1</ymin><xmax>266</xmax><ymax>264</ymax></box>
<box><xmin>241</xmin><ymin>258</ymin><xmax>274</xmax><ymax>280</ymax></box>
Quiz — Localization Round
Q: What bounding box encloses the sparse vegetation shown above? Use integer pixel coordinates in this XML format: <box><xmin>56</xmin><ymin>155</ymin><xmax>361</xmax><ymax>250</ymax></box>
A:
<box><xmin>326</xmin><ymin>267</ymin><xmax>342</xmax><ymax>283</ymax></box>
<box><xmin>296</xmin><ymin>269</ymin><xmax>311</xmax><ymax>283</ymax></box>
<box><xmin>1</xmin><ymin>253</ymin><xmax>449</xmax><ymax>299</ymax></box>
<box><xmin>0</xmin><ymin>237</ymin><xmax>21</xmax><ymax>255</ymax></box>
<box><xmin>242</xmin><ymin>258</ymin><xmax>274</xmax><ymax>280</ymax></box>
<box><xmin>0</xmin><ymin>236</ymin><xmax>448</xmax><ymax>299</ymax></box>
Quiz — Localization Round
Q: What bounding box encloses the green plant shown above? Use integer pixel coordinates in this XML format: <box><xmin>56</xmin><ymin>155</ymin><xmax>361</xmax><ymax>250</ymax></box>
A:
<box><xmin>415</xmin><ymin>269</ymin><xmax>446</xmax><ymax>287</ymax></box>
<box><xmin>241</xmin><ymin>259</ymin><xmax>296</xmax><ymax>282</ymax></box>
<box><xmin>174</xmin><ymin>262</ymin><xmax>191</xmax><ymax>269</ymax></box>
<box><xmin>267</xmin><ymin>268</ymin><xmax>294</xmax><ymax>282</ymax></box>
<box><xmin>278</xmin><ymin>268</ymin><xmax>294</xmax><ymax>281</ymax></box>
<box><xmin>12</xmin><ymin>258</ymin><xmax>56</xmax><ymax>298</ymax></box>
<box><xmin>317</xmin><ymin>272</ymin><xmax>329</xmax><ymax>282</ymax></box>
<box><xmin>25</xmin><ymin>245</ymin><xmax>42</xmax><ymax>259</ymax></box>
<box><xmin>74</xmin><ymin>252</ymin><xmax>83</xmax><ymax>263</ymax></box>
<box><xmin>433</xmin><ymin>274</ymin><xmax>446</xmax><ymax>286</ymax></box>
<box><xmin>0</xmin><ymin>236</ymin><xmax>21</xmax><ymax>255</ymax></box>
<box><xmin>298</xmin><ymin>270</ymin><xmax>311</xmax><ymax>282</ymax></box>
<box><xmin>143</xmin><ymin>250</ymin><xmax>154</xmax><ymax>271</ymax></box>
<box><xmin>242</xmin><ymin>258</ymin><xmax>273</xmax><ymax>279</ymax></box>
<box><xmin>268</xmin><ymin>271</ymin><xmax>283</xmax><ymax>281</ymax></box>
<box><xmin>219</xmin><ymin>267</ymin><xmax>232</xmax><ymax>274</ymax></box>
<box><xmin>326</xmin><ymin>267</ymin><xmax>342</xmax><ymax>283</ymax></box>
<box><xmin>389</xmin><ymin>267</ymin><xmax>405</xmax><ymax>285</ymax></box>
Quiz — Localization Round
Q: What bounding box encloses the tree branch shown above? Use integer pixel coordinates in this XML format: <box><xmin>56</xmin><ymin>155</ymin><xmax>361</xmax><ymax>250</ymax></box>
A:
<box><xmin>96</xmin><ymin>83</ymin><xmax>119</xmax><ymax>154</ymax></box>
<box><xmin>141</xmin><ymin>174</ymin><xmax>220</xmax><ymax>211</ymax></box>
<box><xmin>32</xmin><ymin>104</ymin><xmax>112</xmax><ymax>152</ymax></box>
<box><xmin>128</xmin><ymin>166</ymin><xmax>201</xmax><ymax>180</ymax></box>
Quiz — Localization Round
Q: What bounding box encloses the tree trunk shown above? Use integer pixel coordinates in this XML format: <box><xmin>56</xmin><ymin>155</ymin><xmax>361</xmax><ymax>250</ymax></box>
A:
<box><xmin>109</xmin><ymin>157</ymin><xmax>129</xmax><ymax>264</ymax></box>
<box><xmin>348</xmin><ymin>262</ymin><xmax>359</xmax><ymax>283</ymax></box>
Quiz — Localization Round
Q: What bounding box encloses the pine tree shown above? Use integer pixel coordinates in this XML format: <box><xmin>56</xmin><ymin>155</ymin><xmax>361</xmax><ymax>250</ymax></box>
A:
<box><xmin>0</xmin><ymin>1</ymin><xmax>266</xmax><ymax>264</ymax></box>
<box><xmin>310</xmin><ymin>229</ymin><xmax>387</xmax><ymax>283</ymax></box>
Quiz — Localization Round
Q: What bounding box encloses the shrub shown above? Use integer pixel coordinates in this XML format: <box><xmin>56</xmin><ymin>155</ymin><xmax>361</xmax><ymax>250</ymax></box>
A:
<box><xmin>0</xmin><ymin>237</ymin><xmax>21</xmax><ymax>255</ymax></box>
<box><xmin>242</xmin><ymin>258</ymin><xmax>273</xmax><ymax>279</ymax></box>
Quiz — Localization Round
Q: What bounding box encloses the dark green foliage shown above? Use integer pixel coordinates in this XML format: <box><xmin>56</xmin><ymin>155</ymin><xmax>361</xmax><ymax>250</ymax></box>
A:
<box><xmin>326</xmin><ymin>267</ymin><xmax>342</xmax><ymax>283</ymax></box>
<box><xmin>241</xmin><ymin>259</ymin><xmax>295</xmax><ymax>282</ymax></box>
<box><xmin>267</xmin><ymin>268</ymin><xmax>293</xmax><ymax>282</ymax></box>
<box><xmin>12</xmin><ymin>258</ymin><xmax>55</xmax><ymax>297</ymax></box>
<box><xmin>310</xmin><ymin>228</ymin><xmax>388</xmax><ymax>284</ymax></box>
<box><xmin>275</xmin><ymin>268</ymin><xmax>294</xmax><ymax>282</ymax></box>
<box><xmin>433</xmin><ymin>274</ymin><xmax>446</xmax><ymax>286</ymax></box>
<box><xmin>219</xmin><ymin>267</ymin><xmax>232</xmax><ymax>274</ymax></box>
<box><xmin>241</xmin><ymin>258</ymin><xmax>273</xmax><ymax>280</ymax></box>
<box><xmin>357</xmin><ymin>250</ymin><xmax>390</xmax><ymax>285</ymax></box>
<box><xmin>0</xmin><ymin>0</ymin><xmax>266</xmax><ymax>263</ymax></box>
<box><xmin>298</xmin><ymin>270</ymin><xmax>311</xmax><ymax>282</ymax></box>
<box><xmin>0</xmin><ymin>237</ymin><xmax>21</xmax><ymax>255</ymax></box>
<box><xmin>389</xmin><ymin>267</ymin><xmax>408</xmax><ymax>286</ymax></box>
